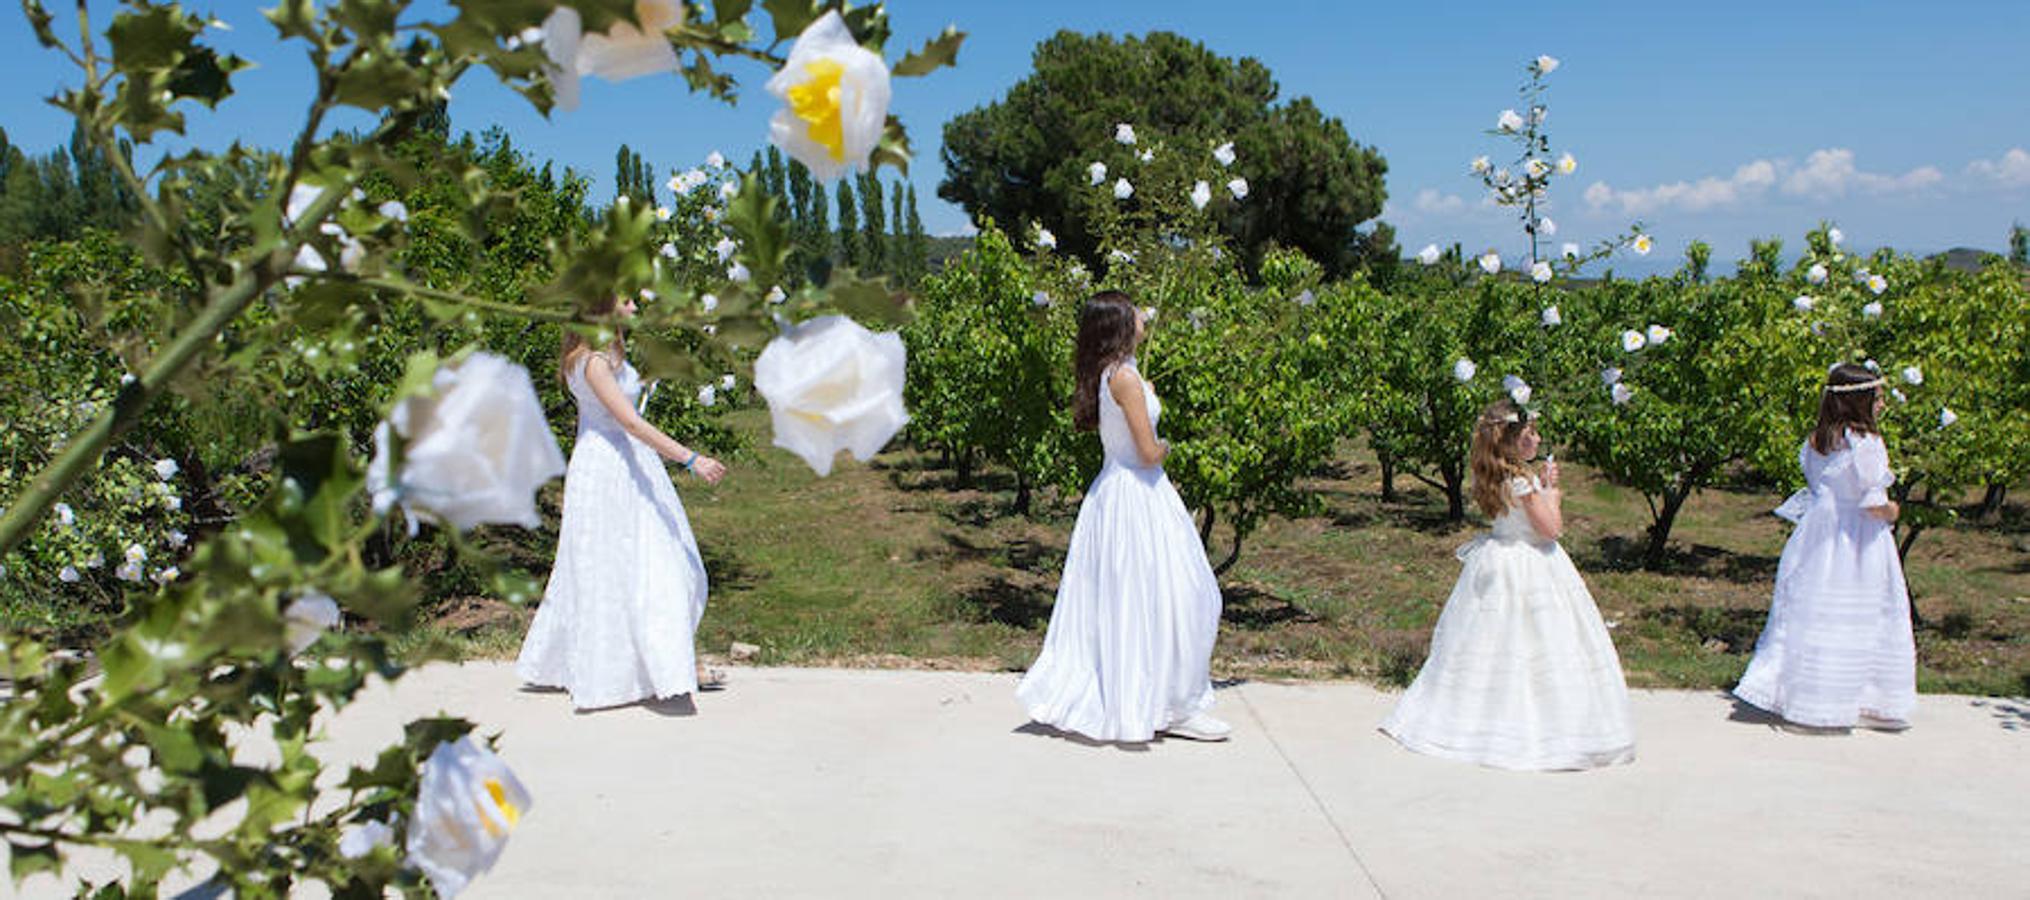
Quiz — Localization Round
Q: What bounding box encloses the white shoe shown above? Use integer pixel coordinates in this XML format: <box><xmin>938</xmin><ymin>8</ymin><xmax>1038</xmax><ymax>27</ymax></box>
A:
<box><xmin>1162</xmin><ymin>712</ymin><xmax>1232</xmax><ymax>742</ymax></box>
<box><xmin>1858</xmin><ymin>713</ymin><xmax>1910</xmax><ymax>732</ymax></box>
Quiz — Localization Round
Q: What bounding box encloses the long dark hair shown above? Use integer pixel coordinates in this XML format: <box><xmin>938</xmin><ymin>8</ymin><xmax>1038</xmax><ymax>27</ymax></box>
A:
<box><xmin>1810</xmin><ymin>362</ymin><xmax>1882</xmax><ymax>454</ymax></box>
<box><xmin>1072</xmin><ymin>291</ymin><xmax>1140</xmax><ymax>431</ymax></box>
<box><xmin>559</xmin><ymin>293</ymin><xmax>625</xmax><ymax>385</ymax></box>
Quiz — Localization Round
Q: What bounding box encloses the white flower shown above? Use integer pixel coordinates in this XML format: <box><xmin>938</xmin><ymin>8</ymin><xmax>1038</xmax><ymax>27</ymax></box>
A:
<box><xmin>378</xmin><ymin>201</ymin><xmax>409</xmax><ymax>222</ymax></box>
<box><xmin>1792</xmin><ymin>294</ymin><xmax>1815</xmax><ymax>312</ymax></box>
<box><xmin>1530</xmin><ymin>261</ymin><xmax>1553</xmax><ymax>283</ymax></box>
<box><xmin>1294</xmin><ymin>289</ymin><xmax>1316</xmax><ymax>307</ymax></box>
<box><xmin>1527</xmin><ymin>158</ymin><xmax>1550</xmax><ymax>178</ymax></box>
<box><xmin>125</xmin><ymin>544</ymin><xmax>147</xmax><ymax>565</ymax></box>
<box><xmin>167</xmin><ymin>529</ymin><xmax>188</xmax><ymax>549</ymax></box>
<box><xmin>700</xmin><ymin>293</ymin><xmax>720</xmax><ymax>313</ymax></box>
<box><xmin>1498</xmin><ymin>108</ymin><xmax>1525</xmax><ymax>132</ymax></box>
<box><xmin>367</xmin><ymin>353</ymin><xmax>566</xmax><ymax>532</ymax></box>
<box><xmin>540</xmin><ymin>0</ymin><xmax>683</xmax><ymax>112</ymax></box>
<box><xmin>1890</xmin><ymin>388</ymin><xmax>1907</xmax><ymax>403</ymax></box>
<box><xmin>164</xmin><ymin>495</ymin><xmax>182</xmax><ymax>512</ymax></box>
<box><xmin>654</xmin><ymin>206</ymin><xmax>672</xmax><ymax>222</ymax></box>
<box><xmin>714</xmin><ymin>237</ymin><xmax>739</xmax><ymax>263</ymax></box>
<box><xmin>1509</xmin><ymin>383</ymin><xmax>1533</xmax><ymax>405</ymax></box>
<box><xmin>1189</xmin><ymin>180</ymin><xmax>1212</xmax><ymax>210</ymax></box>
<box><xmin>766</xmin><ymin>11</ymin><xmax>892</xmax><ymax>182</ymax></box>
<box><xmin>1035</xmin><ymin>227</ymin><xmax>1057</xmax><ymax>250</ymax></box>
<box><xmin>1137</xmin><ymin>148</ymin><xmax>1153</xmax><ymax>163</ymax></box>
<box><xmin>1631</xmin><ymin>234</ymin><xmax>1653</xmax><ymax>255</ymax></box>
<box><xmin>1828</xmin><ymin>227</ymin><xmax>1845</xmax><ymax>246</ymax></box>
<box><xmin>666</xmin><ymin>171</ymin><xmax>695</xmax><ymax>195</ymax></box>
<box><xmin>1417</xmin><ymin>244</ymin><xmax>1442</xmax><ymax>266</ymax></box>
<box><xmin>718</xmin><ymin>181</ymin><xmax>739</xmax><ymax>202</ymax></box>
<box><xmin>706</xmin><ymin>151</ymin><xmax>727</xmax><ymax>169</ymax></box>
<box><xmin>1470</xmin><ymin>155</ymin><xmax>1490</xmax><ymax>174</ymax></box>
<box><xmin>1807</xmin><ymin>263</ymin><xmax>1828</xmax><ymax>284</ymax></box>
<box><xmin>1611</xmin><ymin>382</ymin><xmax>1635</xmax><ymax>406</ymax></box>
<box><xmin>1114</xmin><ymin>123</ymin><xmax>1137</xmax><ymax>145</ymax></box>
<box><xmin>752</xmin><ymin>316</ymin><xmax>909</xmax><ymax>477</ymax></box>
<box><xmin>727</xmin><ymin>261</ymin><xmax>751</xmax><ymax>283</ymax></box>
<box><xmin>1556</xmin><ymin>153</ymin><xmax>1576</xmax><ymax>175</ymax></box>
<box><xmin>1601</xmin><ymin>366</ymin><xmax>1622</xmax><ymax>387</ymax></box>
<box><xmin>765</xmin><ymin>285</ymin><xmax>787</xmax><ymax>305</ymax></box>
<box><xmin>408</xmin><ymin>738</ymin><xmax>532</xmax><ymax>899</ymax></box>
<box><xmin>1113</xmin><ymin>178</ymin><xmax>1135</xmax><ymax>200</ymax></box>
<box><xmin>696</xmin><ymin>385</ymin><xmax>717</xmax><ymax>408</ymax></box>
<box><xmin>54</xmin><ymin>502</ymin><xmax>75</xmax><ymax>527</ymax></box>
<box><xmin>1867</xmin><ymin>274</ymin><xmax>1888</xmax><ymax>295</ymax></box>
<box><xmin>1562</xmin><ymin>242</ymin><xmax>1581</xmax><ymax>260</ymax></box>
<box><xmin>1032</xmin><ymin>291</ymin><xmax>1051</xmax><ymax>308</ymax></box>
<box><xmin>1108</xmin><ymin>249</ymin><xmax>1136</xmax><ymax>264</ymax></box>
<box><xmin>659</xmin><ymin>242</ymin><xmax>678</xmax><ymax>259</ymax></box>
<box><xmin>1939</xmin><ymin>407</ymin><xmax>1957</xmax><ymax>428</ymax></box>
<box><xmin>338</xmin><ymin>820</ymin><xmax>397</xmax><ymax>861</ymax></box>
<box><xmin>116</xmin><ymin>560</ymin><xmax>144</xmax><ymax>583</ymax></box>
<box><xmin>1620</xmin><ymin>330</ymin><xmax>1648</xmax><ymax>352</ymax></box>
<box><xmin>1226</xmin><ymin>177</ymin><xmax>1249</xmax><ymax>200</ymax></box>
<box><xmin>282</xmin><ymin>592</ymin><xmax>340</xmax><ymax>654</ymax></box>
<box><xmin>59</xmin><ymin>565</ymin><xmax>80</xmax><ymax>583</ymax></box>
<box><xmin>1901</xmin><ymin>365</ymin><xmax>1923</xmax><ymax>385</ymax></box>
<box><xmin>1478</xmin><ymin>252</ymin><xmax>1502</xmax><ymax>275</ymax></box>
<box><xmin>1647</xmin><ymin>324</ymin><xmax>1673</xmax><ymax>345</ymax></box>
<box><xmin>1864</xmin><ymin>358</ymin><xmax>1881</xmax><ymax>373</ymax></box>
<box><xmin>1088</xmin><ymin>161</ymin><xmax>1108</xmax><ymax>186</ymax></box>
<box><xmin>1141</xmin><ymin>306</ymin><xmax>1159</xmax><ymax>323</ymax></box>
<box><xmin>1213</xmin><ymin>142</ymin><xmax>1237</xmax><ymax>166</ymax></box>
<box><xmin>1862</xmin><ymin>301</ymin><xmax>1883</xmax><ymax>318</ymax></box>
<box><xmin>1535</xmin><ymin>54</ymin><xmax>1560</xmax><ymax>75</ymax></box>
<box><xmin>1541</xmin><ymin>305</ymin><xmax>1562</xmax><ymax>327</ymax></box>
<box><xmin>150</xmin><ymin>566</ymin><xmax>178</xmax><ymax>586</ymax></box>
<box><xmin>1536</xmin><ymin>217</ymin><xmax>1557</xmax><ymax>236</ymax></box>
<box><xmin>1452</xmin><ymin>358</ymin><xmax>1477</xmax><ymax>382</ymax></box>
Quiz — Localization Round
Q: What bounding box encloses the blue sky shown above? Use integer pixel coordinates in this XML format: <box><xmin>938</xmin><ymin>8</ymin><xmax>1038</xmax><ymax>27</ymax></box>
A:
<box><xmin>5</xmin><ymin>1</ymin><xmax>2028</xmax><ymax>274</ymax></box>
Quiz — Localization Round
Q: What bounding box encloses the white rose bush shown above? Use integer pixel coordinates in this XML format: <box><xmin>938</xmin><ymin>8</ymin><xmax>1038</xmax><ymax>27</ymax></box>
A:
<box><xmin>0</xmin><ymin>0</ymin><xmax>963</xmax><ymax>894</ymax></box>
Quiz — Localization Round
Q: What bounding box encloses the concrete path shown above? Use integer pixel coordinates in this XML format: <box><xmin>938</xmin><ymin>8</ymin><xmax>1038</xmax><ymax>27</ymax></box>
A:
<box><xmin>23</xmin><ymin>664</ymin><xmax>2030</xmax><ymax>898</ymax></box>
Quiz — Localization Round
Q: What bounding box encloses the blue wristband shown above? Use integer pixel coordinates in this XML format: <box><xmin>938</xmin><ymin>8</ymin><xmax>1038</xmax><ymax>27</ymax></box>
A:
<box><xmin>683</xmin><ymin>452</ymin><xmax>699</xmax><ymax>471</ymax></box>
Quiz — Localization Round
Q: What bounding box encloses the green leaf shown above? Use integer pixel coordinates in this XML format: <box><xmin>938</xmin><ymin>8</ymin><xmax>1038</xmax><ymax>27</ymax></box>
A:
<box><xmin>761</xmin><ymin>0</ymin><xmax>819</xmax><ymax>43</ymax></box>
<box><xmin>892</xmin><ymin>26</ymin><xmax>965</xmax><ymax>77</ymax></box>
<box><xmin>8</xmin><ymin>841</ymin><xmax>60</xmax><ymax>882</ymax></box>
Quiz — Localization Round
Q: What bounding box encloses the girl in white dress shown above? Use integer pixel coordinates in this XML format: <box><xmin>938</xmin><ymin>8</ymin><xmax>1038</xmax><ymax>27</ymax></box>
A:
<box><xmin>1380</xmin><ymin>400</ymin><xmax>1635</xmax><ymax>770</ymax></box>
<box><xmin>1734</xmin><ymin>363</ymin><xmax>1916</xmax><ymax>731</ymax></box>
<box><xmin>516</xmin><ymin>292</ymin><xmax>730</xmax><ymax>710</ymax></box>
<box><xmin>1016</xmin><ymin>292</ymin><xmax>1229</xmax><ymax>743</ymax></box>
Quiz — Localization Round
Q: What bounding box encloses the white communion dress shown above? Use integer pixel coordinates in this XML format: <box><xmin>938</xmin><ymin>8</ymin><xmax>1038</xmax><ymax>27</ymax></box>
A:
<box><xmin>1015</xmin><ymin>359</ymin><xmax>1223</xmax><ymax>742</ymax></box>
<box><xmin>1734</xmin><ymin>431</ymin><xmax>1916</xmax><ymax>728</ymax></box>
<box><xmin>516</xmin><ymin>354</ymin><xmax>708</xmax><ymax>709</ymax></box>
<box><xmin>1380</xmin><ymin>475</ymin><xmax>1636</xmax><ymax>770</ymax></box>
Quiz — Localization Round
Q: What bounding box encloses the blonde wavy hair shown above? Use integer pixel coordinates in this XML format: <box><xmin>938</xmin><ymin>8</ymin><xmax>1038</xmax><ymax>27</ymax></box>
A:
<box><xmin>1468</xmin><ymin>399</ymin><xmax>1537</xmax><ymax>518</ymax></box>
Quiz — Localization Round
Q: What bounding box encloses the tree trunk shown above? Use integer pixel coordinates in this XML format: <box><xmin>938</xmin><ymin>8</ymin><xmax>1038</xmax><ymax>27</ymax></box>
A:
<box><xmin>1643</xmin><ymin>485</ymin><xmax>1694</xmax><ymax>569</ymax></box>
<box><xmin>1213</xmin><ymin>521</ymin><xmax>1245</xmax><ymax>576</ymax></box>
<box><xmin>1378</xmin><ymin>450</ymin><xmax>1397</xmax><ymax>503</ymax></box>
<box><xmin>1012</xmin><ymin>470</ymin><xmax>1032</xmax><ymax>517</ymax></box>
<box><xmin>954</xmin><ymin>447</ymin><xmax>975</xmax><ymax>489</ymax></box>
<box><xmin>1978</xmin><ymin>481</ymin><xmax>2008</xmax><ymax>522</ymax></box>
<box><xmin>1443</xmin><ymin>464</ymin><xmax>1465</xmax><ymax>522</ymax></box>
<box><xmin>1198</xmin><ymin>505</ymin><xmax>1216</xmax><ymax>545</ymax></box>
<box><xmin>1895</xmin><ymin>482</ymin><xmax>1933</xmax><ymax>628</ymax></box>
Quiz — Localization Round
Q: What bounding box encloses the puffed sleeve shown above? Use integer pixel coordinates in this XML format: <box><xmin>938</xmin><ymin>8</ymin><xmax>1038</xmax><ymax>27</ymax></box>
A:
<box><xmin>1509</xmin><ymin>475</ymin><xmax>1537</xmax><ymax>498</ymax></box>
<box><xmin>1854</xmin><ymin>433</ymin><xmax>1894</xmax><ymax>509</ymax></box>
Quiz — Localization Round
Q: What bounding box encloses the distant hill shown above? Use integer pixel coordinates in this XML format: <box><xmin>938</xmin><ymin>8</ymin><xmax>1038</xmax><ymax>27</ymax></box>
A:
<box><xmin>925</xmin><ymin>235</ymin><xmax>975</xmax><ymax>273</ymax></box>
<box><xmin>1932</xmin><ymin>247</ymin><xmax>2007</xmax><ymax>273</ymax></box>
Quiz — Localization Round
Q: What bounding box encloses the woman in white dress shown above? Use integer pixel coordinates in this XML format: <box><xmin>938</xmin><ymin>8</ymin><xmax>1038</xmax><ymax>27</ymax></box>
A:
<box><xmin>1380</xmin><ymin>400</ymin><xmax>1635</xmax><ymax>770</ymax></box>
<box><xmin>1734</xmin><ymin>363</ymin><xmax>1916</xmax><ymax>731</ymax></box>
<box><xmin>516</xmin><ymin>292</ymin><xmax>730</xmax><ymax>710</ymax></box>
<box><xmin>1016</xmin><ymin>292</ymin><xmax>1229</xmax><ymax>743</ymax></box>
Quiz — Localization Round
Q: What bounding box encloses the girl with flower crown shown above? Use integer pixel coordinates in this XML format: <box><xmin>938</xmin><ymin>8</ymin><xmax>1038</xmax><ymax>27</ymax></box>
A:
<box><xmin>516</xmin><ymin>292</ymin><xmax>731</xmax><ymax>710</ymax></box>
<box><xmin>1380</xmin><ymin>399</ymin><xmax>1635</xmax><ymax>770</ymax></box>
<box><xmin>1734</xmin><ymin>363</ymin><xmax>1917</xmax><ymax>731</ymax></box>
<box><xmin>1015</xmin><ymin>292</ymin><xmax>1229</xmax><ymax>743</ymax></box>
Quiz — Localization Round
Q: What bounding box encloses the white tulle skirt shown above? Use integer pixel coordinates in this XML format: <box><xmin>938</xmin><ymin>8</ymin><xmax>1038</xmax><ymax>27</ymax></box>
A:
<box><xmin>1734</xmin><ymin>497</ymin><xmax>1916</xmax><ymax>728</ymax></box>
<box><xmin>1381</xmin><ymin>536</ymin><xmax>1636</xmax><ymax>771</ymax></box>
<box><xmin>1016</xmin><ymin>461</ymin><xmax>1222</xmax><ymax>742</ymax></box>
<box><xmin>516</xmin><ymin>427</ymin><xmax>707</xmax><ymax>709</ymax></box>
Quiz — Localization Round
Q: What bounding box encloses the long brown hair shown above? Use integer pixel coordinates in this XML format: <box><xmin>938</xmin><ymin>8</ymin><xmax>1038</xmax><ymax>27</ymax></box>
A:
<box><xmin>1072</xmin><ymin>291</ymin><xmax>1141</xmax><ymax>431</ymax></box>
<box><xmin>1809</xmin><ymin>362</ymin><xmax>1882</xmax><ymax>454</ymax></box>
<box><xmin>558</xmin><ymin>293</ymin><xmax>626</xmax><ymax>385</ymax></box>
<box><xmin>1469</xmin><ymin>399</ymin><xmax>1536</xmax><ymax>517</ymax></box>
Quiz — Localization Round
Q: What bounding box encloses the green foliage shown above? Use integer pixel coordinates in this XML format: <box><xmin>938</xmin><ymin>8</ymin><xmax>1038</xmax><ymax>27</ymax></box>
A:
<box><xmin>938</xmin><ymin>30</ymin><xmax>1387</xmax><ymax>277</ymax></box>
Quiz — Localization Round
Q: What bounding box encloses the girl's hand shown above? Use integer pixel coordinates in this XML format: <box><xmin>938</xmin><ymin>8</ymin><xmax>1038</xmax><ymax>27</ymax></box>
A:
<box><xmin>1543</xmin><ymin>458</ymin><xmax>1561</xmax><ymax>488</ymax></box>
<box><xmin>690</xmin><ymin>455</ymin><xmax>728</xmax><ymax>485</ymax></box>
<box><xmin>1868</xmin><ymin>500</ymin><xmax>1899</xmax><ymax>522</ymax></box>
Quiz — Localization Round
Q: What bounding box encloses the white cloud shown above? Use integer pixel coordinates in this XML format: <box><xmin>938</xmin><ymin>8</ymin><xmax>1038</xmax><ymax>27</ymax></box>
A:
<box><xmin>1414</xmin><ymin>188</ymin><xmax>1466</xmax><ymax>214</ymax></box>
<box><xmin>1966</xmin><ymin>148</ymin><xmax>2030</xmax><ymax>188</ymax></box>
<box><xmin>1584</xmin><ymin>148</ymin><xmax>1944</xmax><ymax>215</ymax></box>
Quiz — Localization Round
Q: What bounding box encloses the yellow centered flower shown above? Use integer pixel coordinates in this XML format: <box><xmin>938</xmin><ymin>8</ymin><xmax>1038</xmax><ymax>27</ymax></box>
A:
<box><xmin>788</xmin><ymin>59</ymin><xmax>848</xmax><ymax>162</ymax></box>
<box><xmin>475</xmin><ymin>777</ymin><xmax>523</xmax><ymax>837</ymax></box>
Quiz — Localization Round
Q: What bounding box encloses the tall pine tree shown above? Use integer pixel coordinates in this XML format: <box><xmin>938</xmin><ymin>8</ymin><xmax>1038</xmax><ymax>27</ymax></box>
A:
<box><xmin>904</xmin><ymin>182</ymin><xmax>927</xmax><ymax>281</ymax></box>
<box><xmin>857</xmin><ymin>174</ymin><xmax>886</xmax><ymax>276</ymax></box>
<box><xmin>835</xmin><ymin>179</ymin><xmax>860</xmax><ymax>269</ymax></box>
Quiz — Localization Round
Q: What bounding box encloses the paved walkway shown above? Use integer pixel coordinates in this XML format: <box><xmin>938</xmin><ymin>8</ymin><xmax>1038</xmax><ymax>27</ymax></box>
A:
<box><xmin>352</xmin><ymin>665</ymin><xmax>2025</xmax><ymax>898</ymax></box>
<box><xmin>24</xmin><ymin>664</ymin><xmax>2030</xmax><ymax>897</ymax></box>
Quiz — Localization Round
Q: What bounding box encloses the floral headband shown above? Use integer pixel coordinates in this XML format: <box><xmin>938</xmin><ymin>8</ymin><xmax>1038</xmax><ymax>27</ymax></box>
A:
<box><xmin>1824</xmin><ymin>378</ymin><xmax>1883</xmax><ymax>394</ymax></box>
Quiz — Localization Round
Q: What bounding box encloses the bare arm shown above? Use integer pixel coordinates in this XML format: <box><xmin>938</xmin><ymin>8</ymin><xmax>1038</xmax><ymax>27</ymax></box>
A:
<box><xmin>583</xmin><ymin>355</ymin><xmax>727</xmax><ymax>483</ymax></box>
<box><xmin>1108</xmin><ymin>367</ymin><xmax>1168</xmax><ymax>468</ymax></box>
<box><xmin>1519</xmin><ymin>467</ymin><xmax>1564</xmax><ymax>541</ymax></box>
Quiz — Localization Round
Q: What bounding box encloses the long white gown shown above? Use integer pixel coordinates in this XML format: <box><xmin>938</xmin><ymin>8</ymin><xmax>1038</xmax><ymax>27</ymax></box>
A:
<box><xmin>1380</xmin><ymin>475</ymin><xmax>1636</xmax><ymax>770</ymax></box>
<box><xmin>1015</xmin><ymin>359</ymin><xmax>1223</xmax><ymax>742</ymax></box>
<box><xmin>515</xmin><ymin>354</ymin><xmax>708</xmax><ymax>709</ymax></box>
<box><xmin>1734</xmin><ymin>431</ymin><xmax>1916</xmax><ymax>728</ymax></box>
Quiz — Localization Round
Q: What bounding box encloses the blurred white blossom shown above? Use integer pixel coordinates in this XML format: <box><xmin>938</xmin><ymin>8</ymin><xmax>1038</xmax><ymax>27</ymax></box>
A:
<box><xmin>1453</xmin><ymin>358</ymin><xmax>1477</xmax><ymax>382</ymax></box>
<box><xmin>1631</xmin><ymin>234</ymin><xmax>1653</xmax><ymax>255</ymax></box>
<box><xmin>1861</xmin><ymin>301</ymin><xmax>1883</xmax><ymax>318</ymax></box>
<box><xmin>1498</xmin><ymin>109</ymin><xmax>1525</xmax><ymax>132</ymax></box>
<box><xmin>1189</xmin><ymin>180</ymin><xmax>1212</xmax><ymax>210</ymax></box>
<box><xmin>1226</xmin><ymin>177</ymin><xmax>1249</xmax><ymax>200</ymax></box>
<box><xmin>765</xmin><ymin>11</ymin><xmax>892</xmax><ymax>182</ymax></box>
<box><xmin>1113</xmin><ymin>178</ymin><xmax>1135</xmax><ymax>200</ymax></box>
<box><xmin>1530</xmin><ymin>261</ymin><xmax>1553</xmax><ymax>283</ymax></box>
<box><xmin>1114</xmin><ymin>123</ymin><xmax>1137</xmax><ymax>145</ymax></box>
<box><xmin>1611</xmin><ymin>382</ymin><xmax>1635</xmax><ymax>405</ymax></box>
<box><xmin>1939</xmin><ymin>407</ymin><xmax>1957</xmax><ymax>427</ymax></box>
<box><xmin>1418</xmin><ymin>244</ymin><xmax>1441</xmax><ymax>266</ymax></box>
<box><xmin>1620</xmin><ymin>330</ymin><xmax>1647</xmax><ymax>352</ymax></box>
<box><xmin>1478</xmin><ymin>252</ymin><xmax>1502</xmax><ymax>275</ymax></box>
<box><xmin>1088</xmin><ymin>161</ymin><xmax>1107</xmax><ymax>186</ymax></box>
<box><xmin>1213</xmin><ymin>142</ymin><xmax>1236</xmax><ymax>166</ymax></box>
<box><xmin>1807</xmin><ymin>263</ymin><xmax>1828</xmax><ymax>284</ymax></box>
<box><xmin>1901</xmin><ymin>365</ymin><xmax>1923</xmax><ymax>385</ymax></box>
<box><xmin>1540</xmin><ymin>305</ymin><xmax>1562</xmax><ymax>327</ymax></box>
